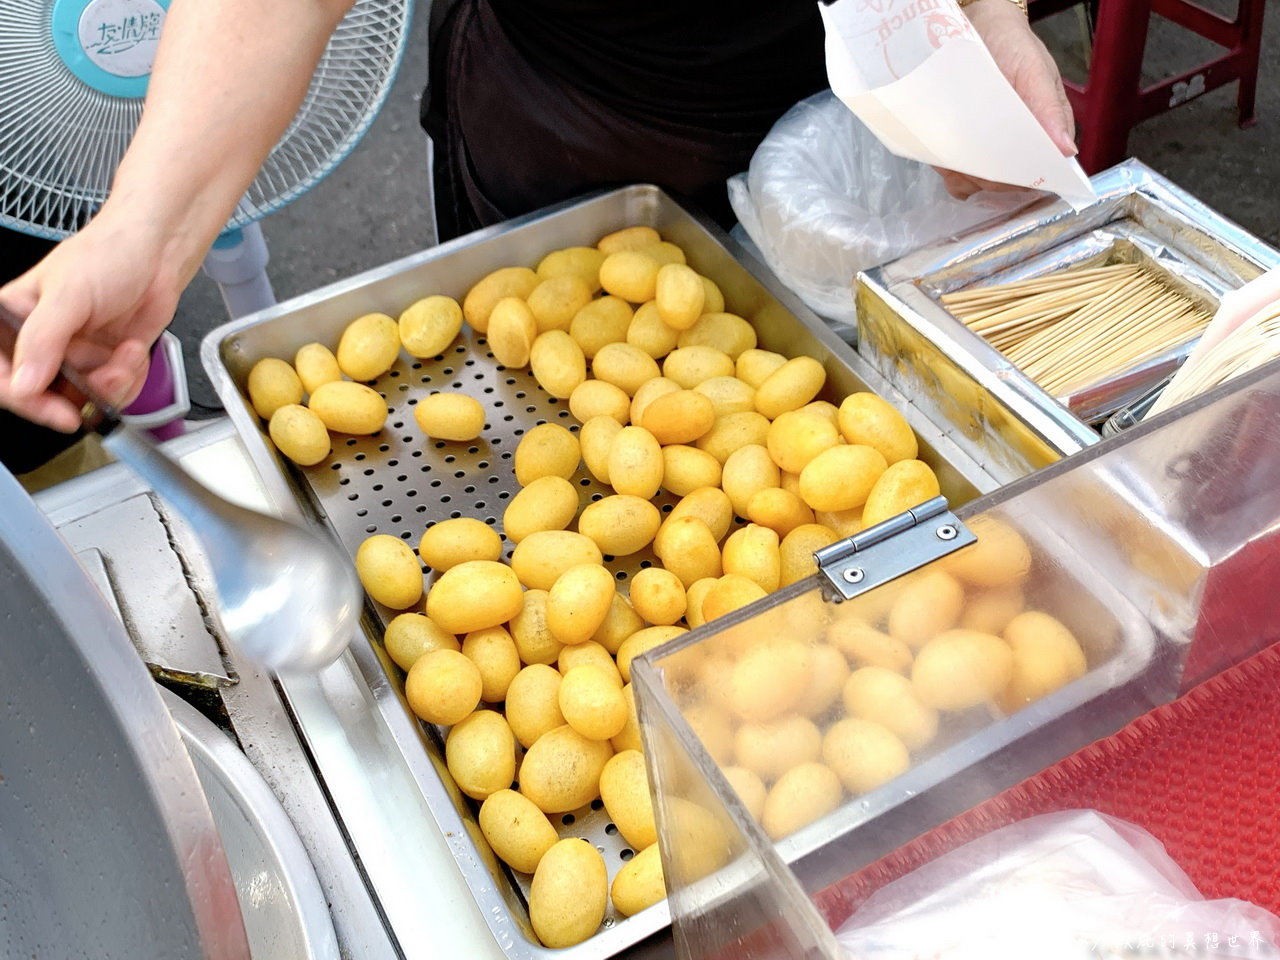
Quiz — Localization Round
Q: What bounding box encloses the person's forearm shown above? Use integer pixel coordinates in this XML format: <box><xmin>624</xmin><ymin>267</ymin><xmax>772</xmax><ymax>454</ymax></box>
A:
<box><xmin>104</xmin><ymin>0</ymin><xmax>356</xmax><ymax>283</ymax></box>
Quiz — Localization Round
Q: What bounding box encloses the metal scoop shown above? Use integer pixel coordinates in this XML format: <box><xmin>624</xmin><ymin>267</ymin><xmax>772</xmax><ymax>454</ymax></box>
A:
<box><xmin>1</xmin><ymin>306</ymin><xmax>360</xmax><ymax>672</ymax></box>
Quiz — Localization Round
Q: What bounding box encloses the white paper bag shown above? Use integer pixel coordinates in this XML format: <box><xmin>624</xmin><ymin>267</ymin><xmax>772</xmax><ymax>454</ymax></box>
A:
<box><xmin>819</xmin><ymin>0</ymin><xmax>1096</xmax><ymax>208</ymax></box>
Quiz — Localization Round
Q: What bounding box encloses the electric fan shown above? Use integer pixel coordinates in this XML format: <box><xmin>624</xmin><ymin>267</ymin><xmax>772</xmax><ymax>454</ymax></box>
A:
<box><xmin>0</xmin><ymin>0</ymin><xmax>412</xmax><ymax>317</ymax></box>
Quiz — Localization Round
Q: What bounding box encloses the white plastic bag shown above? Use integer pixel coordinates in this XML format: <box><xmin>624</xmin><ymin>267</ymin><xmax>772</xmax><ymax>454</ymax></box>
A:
<box><xmin>836</xmin><ymin>810</ymin><xmax>1280</xmax><ymax>959</ymax></box>
<box><xmin>727</xmin><ymin>91</ymin><xmax>1035</xmax><ymax>331</ymax></box>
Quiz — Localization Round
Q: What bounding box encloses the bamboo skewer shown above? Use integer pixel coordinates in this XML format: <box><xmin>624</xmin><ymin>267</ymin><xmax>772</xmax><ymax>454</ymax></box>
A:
<box><xmin>1150</xmin><ymin>301</ymin><xmax>1280</xmax><ymax>415</ymax></box>
<box><xmin>946</xmin><ymin>261</ymin><xmax>1214</xmax><ymax>402</ymax></box>
<box><xmin>1047</xmin><ymin>310</ymin><xmax>1205</xmax><ymax>394</ymax></box>
<box><xmin>1010</xmin><ymin>276</ymin><xmax>1156</xmax><ymax>375</ymax></box>
<box><xmin>950</xmin><ymin>268</ymin><xmax>1137</xmax><ymax>309</ymax></box>
<box><xmin>1029</xmin><ymin>289</ymin><xmax>1172</xmax><ymax>371</ymax></box>
<box><xmin>1043</xmin><ymin>312</ymin><xmax>1208</xmax><ymax>393</ymax></box>
<box><xmin>943</xmin><ymin>262</ymin><xmax>1135</xmax><ymax>292</ymax></box>
<box><xmin>981</xmin><ymin>307</ymin><xmax>1073</xmax><ymax>344</ymax></box>
<box><xmin>962</xmin><ymin>277</ymin><xmax>1126</xmax><ymax>331</ymax></box>
<box><xmin>1031</xmin><ymin>302</ymin><xmax>1203</xmax><ymax>389</ymax></box>
<box><xmin>940</xmin><ymin>265</ymin><xmax>1138</xmax><ymax>307</ymax></box>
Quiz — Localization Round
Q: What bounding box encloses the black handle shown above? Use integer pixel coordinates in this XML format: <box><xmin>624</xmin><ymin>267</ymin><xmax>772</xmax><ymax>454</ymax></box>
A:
<box><xmin>0</xmin><ymin>302</ymin><xmax>121</xmax><ymax>436</ymax></box>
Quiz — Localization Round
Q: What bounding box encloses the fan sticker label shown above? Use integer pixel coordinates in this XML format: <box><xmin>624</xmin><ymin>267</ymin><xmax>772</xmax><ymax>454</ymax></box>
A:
<box><xmin>78</xmin><ymin>0</ymin><xmax>166</xmax><ymax>78</ymax></box>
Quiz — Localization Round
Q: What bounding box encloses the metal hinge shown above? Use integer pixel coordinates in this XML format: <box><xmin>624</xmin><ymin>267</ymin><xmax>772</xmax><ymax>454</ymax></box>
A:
<box><xmin>814</xmin><ymin>496</ymin><xmax>975</xmax><ymax>602</ymax></box>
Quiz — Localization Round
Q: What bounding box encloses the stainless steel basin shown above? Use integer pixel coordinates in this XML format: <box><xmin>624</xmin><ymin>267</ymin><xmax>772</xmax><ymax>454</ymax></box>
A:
<box><xmin>0</xmin><ymin>466</ymin><xmax>250</xmax><ymax>960</ymax></box>
<box><xmin>161</xmin><ymin>687</ymin><xmax>340</xmax><ymax>960</ymax></box>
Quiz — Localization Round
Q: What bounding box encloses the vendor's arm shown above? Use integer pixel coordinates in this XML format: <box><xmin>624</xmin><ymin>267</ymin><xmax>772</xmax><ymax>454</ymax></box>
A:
<box><xmin>937</xmin><ymin>0</ymin><xmax>1076</xmax><ymax>199</ymax></box>
<box><xmin>0</xmin><ymin>0</ymin><xmax>355</xmax><ymax>431</ymax></box>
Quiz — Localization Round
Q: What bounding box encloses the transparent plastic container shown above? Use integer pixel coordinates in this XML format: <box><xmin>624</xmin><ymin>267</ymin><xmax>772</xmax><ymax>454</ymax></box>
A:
<box><xmin>632</xmin><ymin>356</ymin><xmax>1280</xmax><ymax>960</ymax></box>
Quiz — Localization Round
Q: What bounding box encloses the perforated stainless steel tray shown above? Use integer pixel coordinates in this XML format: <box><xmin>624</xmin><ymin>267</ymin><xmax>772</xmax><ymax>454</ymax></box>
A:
<box><xmin>202</xmin><ymin>185</ymin><xmax>1010</xmax><ymax>960</ymax></box>
<box><xmin>303</xmin><ymin>326</ymin><xmax>678</xmax><ymax>928</ymax></box>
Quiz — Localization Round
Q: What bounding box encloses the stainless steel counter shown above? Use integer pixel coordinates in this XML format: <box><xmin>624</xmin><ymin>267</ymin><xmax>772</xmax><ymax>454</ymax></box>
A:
<box><xmin>34</xmin><ymin>421</ymin><xmax>402</xmax><ymax>960</ymax></box>
<box><xmin>2</xmin><ymin>461</ymin><xmax>246</xmax><ymax>960</ymax></box>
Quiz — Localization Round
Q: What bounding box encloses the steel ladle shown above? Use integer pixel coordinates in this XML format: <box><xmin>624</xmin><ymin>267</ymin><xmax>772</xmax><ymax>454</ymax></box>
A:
<box><xmin>1</xmin><ymin>305</ymin><xmax>359</xmax><ymax>672</ymax></box>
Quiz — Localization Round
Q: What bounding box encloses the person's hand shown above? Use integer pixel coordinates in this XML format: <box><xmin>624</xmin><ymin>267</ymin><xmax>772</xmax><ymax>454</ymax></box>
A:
<box><xmin>936</xmin><ymin>0</ymin><xmax>1076</xmax><ymax>199</ymax></box>
<box><xmin>0</xmin><ymin>0</ymin><xmax>355</xmax><ymax>435</ymax></box>
<box><xmin>0</xmin><ymin>210</ymin><xmax>182</xmax><ymax>432</ymax></box>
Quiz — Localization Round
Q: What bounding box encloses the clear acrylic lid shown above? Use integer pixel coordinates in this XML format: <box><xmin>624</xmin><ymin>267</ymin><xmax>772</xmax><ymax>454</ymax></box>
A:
<box><xmin>633</xmin><ymin>356</ymin><xmax>1280</xmax><ymax>960</ymax></box>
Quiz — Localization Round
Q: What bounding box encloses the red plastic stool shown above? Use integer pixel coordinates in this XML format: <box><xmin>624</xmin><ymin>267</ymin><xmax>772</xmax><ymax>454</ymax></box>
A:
<box><xmin>1029</xmin><ymin>0</ymin><xmax>1267</xmax><ymax>172</ymax></box>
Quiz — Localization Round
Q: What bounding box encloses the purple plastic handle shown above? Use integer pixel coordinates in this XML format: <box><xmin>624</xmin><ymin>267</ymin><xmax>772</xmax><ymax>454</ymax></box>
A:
<box><xmin>124</xmin><ymin>338</ymin><xmax>176</xmax><ymax>416</ymax></box>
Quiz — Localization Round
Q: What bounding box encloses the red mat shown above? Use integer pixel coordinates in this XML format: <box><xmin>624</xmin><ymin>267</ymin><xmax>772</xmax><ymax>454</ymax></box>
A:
<box><xmin>815</xmin><ymin>640</ymin><xmax>1280</xmax><ymax>930</ymax></box>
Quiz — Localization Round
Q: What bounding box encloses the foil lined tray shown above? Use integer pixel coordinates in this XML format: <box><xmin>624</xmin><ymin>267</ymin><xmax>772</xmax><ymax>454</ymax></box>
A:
<box><xmin>856</xmin><ymin>160</ymin><xmax>1280</xmax><ymax>483</ymax></box>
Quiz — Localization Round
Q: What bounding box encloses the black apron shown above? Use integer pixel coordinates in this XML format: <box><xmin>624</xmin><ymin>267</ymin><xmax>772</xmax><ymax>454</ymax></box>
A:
<box><xmin>421</xmin><ymin>0</ymin><xmax>826</xmax><ymax>242</ymax></box>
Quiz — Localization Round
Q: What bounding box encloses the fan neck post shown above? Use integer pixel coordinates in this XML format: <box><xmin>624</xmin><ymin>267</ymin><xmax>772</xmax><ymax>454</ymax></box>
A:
<box><xmin>51</xmin><ymin>0</ymin><xmax>171</xmax><ymax>99</ymax></box>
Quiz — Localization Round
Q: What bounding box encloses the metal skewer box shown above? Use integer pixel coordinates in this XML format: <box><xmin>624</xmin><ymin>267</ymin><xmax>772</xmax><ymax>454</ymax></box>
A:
<box><xmin>855</xmin><ymin>160</ymin><xmax>1280</xmax><ymax>486</ymax></box>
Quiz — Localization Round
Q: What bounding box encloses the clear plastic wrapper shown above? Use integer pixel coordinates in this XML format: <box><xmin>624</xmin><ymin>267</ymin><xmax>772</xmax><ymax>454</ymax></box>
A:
<box><xmin>727</xmin><ymin>92</ymin><xmax>1034</xmax><ymax>332</ymax></box>
<box><xmin>837</xmin><ymin>810</ymin><xmax>1280</xmax><ymax>959</ymax></box>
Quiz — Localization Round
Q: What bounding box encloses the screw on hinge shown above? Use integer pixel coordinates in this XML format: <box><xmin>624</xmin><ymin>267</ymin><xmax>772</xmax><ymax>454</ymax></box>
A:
<box><xmin>936</xmin><ymin>524</ymin><xmax>958</xmax><ymax>541</ymax></box>
<box><xmin>842</xmin><ymin>567</ymin><xmax>865</xmax><ymax>584</ymax></box>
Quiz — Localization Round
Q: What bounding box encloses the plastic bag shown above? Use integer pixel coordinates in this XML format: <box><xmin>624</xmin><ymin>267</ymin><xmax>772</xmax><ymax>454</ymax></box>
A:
<box><xmin>728</xmin><ymin>91</ymin><xmax>1036</xmax><ymax>333</ymax></box>
<box><xmin>837</xmin><ymin>810</ymin><xmax>1280</xmax><ymax>959</ymax></box>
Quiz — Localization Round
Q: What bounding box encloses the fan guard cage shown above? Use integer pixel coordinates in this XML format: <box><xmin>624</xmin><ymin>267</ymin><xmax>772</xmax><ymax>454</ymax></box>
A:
<box><xmin>0</xmin><ymin>0</ymin><xmax>412</xmax><ymax>241</ymax></box>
